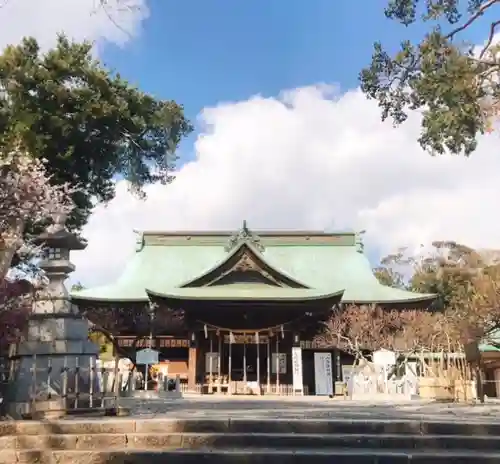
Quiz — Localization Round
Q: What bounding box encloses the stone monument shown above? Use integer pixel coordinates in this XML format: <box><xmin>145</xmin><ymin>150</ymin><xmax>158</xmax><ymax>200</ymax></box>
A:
<box><xmin>6</xmin><ymin>213</ymin><xmax>99</xmax><ymax>418</ymax></box>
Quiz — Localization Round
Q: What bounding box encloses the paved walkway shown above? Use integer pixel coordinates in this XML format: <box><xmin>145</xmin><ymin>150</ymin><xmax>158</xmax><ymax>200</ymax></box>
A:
<box><xmin>116</xmin><ymin>395</ymin><xmax>500</xmax><ymax>422</ymax></box>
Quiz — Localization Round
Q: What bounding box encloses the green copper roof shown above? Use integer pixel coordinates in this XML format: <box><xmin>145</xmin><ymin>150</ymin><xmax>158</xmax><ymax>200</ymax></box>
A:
<box><xmin>147</xmin><ymin>282</ymin><xmax>344</xmax><ymax>302</ymax></box>
<box><xmin>71</xmin><ymin>226</ymin><xmax>435</xmax><ymax>305</ymax></box>
<box><xmin>179</xmin><ymin>239</ymin><xmax>309</xmax><ymax>288</ymax></box>
<box><xmin>479</xmin><ymin>329</ymin><xmax>500</xmax><ymax>352</ymax></box>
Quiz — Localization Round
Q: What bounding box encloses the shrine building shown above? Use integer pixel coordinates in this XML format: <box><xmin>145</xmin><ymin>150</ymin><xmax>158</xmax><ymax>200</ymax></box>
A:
<box><xmin>71</xmin><ymin>222</ymin><xmax>435</xmax><ymax>396</ymax></box>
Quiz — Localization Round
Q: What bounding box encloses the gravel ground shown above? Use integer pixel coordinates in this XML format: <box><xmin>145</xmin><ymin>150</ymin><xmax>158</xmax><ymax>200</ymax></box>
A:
<box><xmin>116</xmin><ymin>395</ymin><xmax>500</xmax><ymax>421</ymax></box>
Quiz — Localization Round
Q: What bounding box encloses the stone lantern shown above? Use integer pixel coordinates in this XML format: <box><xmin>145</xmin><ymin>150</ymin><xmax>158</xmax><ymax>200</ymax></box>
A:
<box><xmin>7</xmin><ymin>213</ymin><xmax>99</xmax><ymax>419</ymax></box>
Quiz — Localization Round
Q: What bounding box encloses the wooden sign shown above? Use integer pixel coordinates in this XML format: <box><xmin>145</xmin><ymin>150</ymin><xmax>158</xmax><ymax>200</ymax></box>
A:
<box><xmin>224</xmin><ymin>334</ymin><xmax>269</xmax><ymax>344</ymax></box>
<box><xmin>159</xmin><ymin>338</ymin><xmax>189</xmax><ymax>348</ymax></box>
<box><xmin>117</xmin><ymin>337</ymin><xmax>189</xmax><ymax>348</ymax></box>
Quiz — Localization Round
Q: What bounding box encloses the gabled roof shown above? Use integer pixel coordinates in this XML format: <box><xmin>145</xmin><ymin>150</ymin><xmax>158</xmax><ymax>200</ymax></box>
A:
<box><xmin>71</xmin><ymin>224</ymin><xmax>435</xmax><ymax>306</ymax></box>
<box><xmin>178</xmin><ymin>240</ymin><xmax>309</xmax><ymax>288</ymax></box>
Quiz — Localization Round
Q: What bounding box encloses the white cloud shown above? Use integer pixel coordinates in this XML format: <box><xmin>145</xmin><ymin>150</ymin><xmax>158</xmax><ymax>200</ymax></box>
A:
<box><xmin>71</xmin><ymin>84</ymin><xmax>500</xmax><ymax>287</ymax></box>
<box><xmin>0</xmin><ymin>0</ymin><xmax>148</xmax><ymax>52</ymax></box>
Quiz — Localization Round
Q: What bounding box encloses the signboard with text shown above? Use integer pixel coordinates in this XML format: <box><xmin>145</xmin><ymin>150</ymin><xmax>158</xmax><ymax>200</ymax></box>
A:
<box><xmin>136</xmin><ymin>348</ymin><xmax>159</xmax><ymax>365</ymax></box>
<box><xmin>292</xmin><ymin>347</ymin><xmax>304</xmax><ymax>394</ymax></box>
<box><xmin>314</xmin><ymin>352</ymin><xmax>333</xmax><ymax>396</ymax></box>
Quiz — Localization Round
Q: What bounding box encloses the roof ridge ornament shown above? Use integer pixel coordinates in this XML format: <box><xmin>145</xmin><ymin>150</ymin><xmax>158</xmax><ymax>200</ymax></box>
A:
<box><xmin>225</xmin><ymin>220</ymin><xmax>265</xmax><ymax>253</ymax></box>
<box><xmin>355</xmin><ymin>230</ymin><xmax>365</xmax><ymax>253</ymax></box>
<box><xmin>134</xmin><ymin>231</ymin><xmax>145</xmax><ymax>252</ymax></box>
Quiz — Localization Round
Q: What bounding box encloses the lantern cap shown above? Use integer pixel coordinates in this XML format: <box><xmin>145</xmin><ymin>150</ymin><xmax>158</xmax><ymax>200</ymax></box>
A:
<box><xmin>34</xmin><ymin>213</ymin><xmax>87</xmax><ymax>251</ymax></box>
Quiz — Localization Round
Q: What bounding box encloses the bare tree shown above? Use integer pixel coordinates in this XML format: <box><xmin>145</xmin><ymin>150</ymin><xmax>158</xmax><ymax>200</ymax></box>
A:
<box><xmin>316</xmin><ymin>304</ymin><xmax>446</xmax><ymax>359</ymax></box>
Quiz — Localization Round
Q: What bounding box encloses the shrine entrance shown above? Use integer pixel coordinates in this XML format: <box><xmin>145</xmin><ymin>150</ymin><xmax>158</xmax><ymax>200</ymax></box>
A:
<box><xmin>203</xmin><ymin>330</ymin><xmax>290</xmax><ymax>395</ymax></box>
<box><xmin>225</xmin><ymin>333</ymin><xmax>273</xmax><ymax>394</ymax></box>
<box><xmin>230</xmin><ymin>343</ymin><xmax>262</xmax><ymax>382</ymax></box>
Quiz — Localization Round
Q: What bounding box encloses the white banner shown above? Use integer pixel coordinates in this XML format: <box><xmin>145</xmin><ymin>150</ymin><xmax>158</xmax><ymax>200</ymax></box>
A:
<box><xmin>272</xmin><ymin>353</ymin><xmax>287</xmax><ymax>374</ymax></box>
<box><xmin>314</xmin><ymin>352</ymin><xmax>333</xmax><ymax>396</ymax></box>
<box><xmin>205</xmin><ymin>352</ymin><xmax>219</xmax><ymax>374</ymax></box>
<box><xmin>291</xmin><ymin>347</ymin><xmax>303</xmax><ymax>393</ymax></box>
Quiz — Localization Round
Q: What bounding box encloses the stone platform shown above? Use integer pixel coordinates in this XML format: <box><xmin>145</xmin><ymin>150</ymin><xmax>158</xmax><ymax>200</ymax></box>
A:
<box><xmin>3</xmin><ymin>397</ymin><xmax>500</xmax><ymax>463</ymax></box>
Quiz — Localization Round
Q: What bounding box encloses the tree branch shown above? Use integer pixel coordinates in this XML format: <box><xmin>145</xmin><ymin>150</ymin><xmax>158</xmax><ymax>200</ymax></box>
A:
<box><xmin>445</xmin><ymin>0</ymin><xmax>500</xmax><ymax>41</ymax></box>
<box><xmin>480</xmin><ymin>19</ymin><xmax>500</xmax><ymax>58</ymax></box>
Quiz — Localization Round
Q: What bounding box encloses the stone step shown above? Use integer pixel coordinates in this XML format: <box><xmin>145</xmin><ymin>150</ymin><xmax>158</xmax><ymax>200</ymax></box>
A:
<box><xmin>5</xmin><ymin>432</ymin><xmax>500</xmax><ymax>451</ymax></box>
<box><xmin>5</xmin><ymin>418</ymin><xmax>500</xmax><ymax>436</ymax></box>
<box><xmin>2</xmin><ymin>448</ymin><xmax>500</xmax><ymax>464</ymax></box>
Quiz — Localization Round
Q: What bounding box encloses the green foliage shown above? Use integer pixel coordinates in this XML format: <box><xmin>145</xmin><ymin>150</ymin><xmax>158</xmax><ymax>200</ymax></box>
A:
<box><xmin>360</xmin><ymin>0</ymin><xmax>500</xmax><ymax>155</ymax></box>
<box><xmin>71</xmin><ymin>282</ymin><xmax>86</xmax><ymax>292</ymax></box>
<box><xmin>409</xmin><ymin>241</ymin><xmax>480</xmax><ymax>310</ymax></box>
<box><xmin>373</xmin><ymin>248</ymin><xmax>413</xmax><ymax>290</ymax></box>
<box><xmin>0</xmin><ymin>35</ymin><xmax>193</xmax><ymax>231</ymax></box>
<box><xmin>376</xmin><ymin>240</ymin><xmax>500</xmax><ymax>314</ymax></box>
<box><xmin>88</xmin><ymin>329</ymin><xmax>114</xmax><ymax>361</ymax></box>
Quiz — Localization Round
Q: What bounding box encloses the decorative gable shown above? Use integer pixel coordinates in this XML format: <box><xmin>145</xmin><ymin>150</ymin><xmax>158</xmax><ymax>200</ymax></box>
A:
<box><xmin>181</xmin><ymin>237</ymin><xmax>308</xmax><ymax>289</ymax></box>
<box><xmin>209</xmin><ymin>249</ymin><xmax>280</xmax><ymax>287</ymax></box>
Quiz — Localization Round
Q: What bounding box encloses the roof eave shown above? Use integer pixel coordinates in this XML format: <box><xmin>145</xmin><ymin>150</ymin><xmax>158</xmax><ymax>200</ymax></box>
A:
<box><xmin>146</xmin><ymin>288</ymin><xmax>344</xmax><ymax>304</ymax></box>
<box><xmin>70</xmin><ymin>293</ymin><xmax>148</xmax><ymax>304</ymax></box>
<box><xmin>343</xmin><ymin>293</ymin><xmax>437</xmax><ymax>305</ymax></box>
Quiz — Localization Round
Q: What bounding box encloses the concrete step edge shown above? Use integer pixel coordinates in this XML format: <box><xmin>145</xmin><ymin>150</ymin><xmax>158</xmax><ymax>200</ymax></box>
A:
<box><xmin>7</xmin><ymin>420</ymin><xmax>500</xmax><ymax>433</ymax></box>
<box><xmin>8</xmin><ymin>432</ymin><xmax>500</xmax><ymax>439</ymax></box>
<box><xmin>8</xmin><ymin>448</ymin><xmax>500</xmax><ymax>457</ymax></box>
<box><xmin>7</xmin><ymin>418</ymin><xmax>500</xmax><ymax>425</ymax></box>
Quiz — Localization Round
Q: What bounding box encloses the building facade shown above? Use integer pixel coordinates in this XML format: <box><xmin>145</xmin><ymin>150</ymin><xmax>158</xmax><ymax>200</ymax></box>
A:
<box><xmin>71</xmin><ymin>222</ymin><xmax>434</xmax><ymax>396</ymax></box>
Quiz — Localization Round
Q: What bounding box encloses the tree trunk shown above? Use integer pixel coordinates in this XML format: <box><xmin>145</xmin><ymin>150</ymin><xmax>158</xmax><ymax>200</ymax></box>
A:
<box><xmin>476</xmin><ymin>365</ymin><xmax>485</xmax><ymax>403</ymax></box>
<box><xmin>0</xmin><ymin>217</ymin><xmax>24</xmax><ymax>281</ymax></box>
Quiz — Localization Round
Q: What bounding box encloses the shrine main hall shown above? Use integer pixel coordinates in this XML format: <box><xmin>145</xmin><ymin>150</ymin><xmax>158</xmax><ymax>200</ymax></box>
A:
<box><xmin>71</xmin><ymin>222</ymin><xmax>434</xmax><ymax>396</ymax></box>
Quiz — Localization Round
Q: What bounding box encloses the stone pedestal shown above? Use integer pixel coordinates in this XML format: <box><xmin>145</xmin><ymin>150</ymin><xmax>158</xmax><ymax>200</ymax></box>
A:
<box><xmin>5</xmin><ymin>214</ymin><xmax>99</xmax><ymax>419</ymax></box>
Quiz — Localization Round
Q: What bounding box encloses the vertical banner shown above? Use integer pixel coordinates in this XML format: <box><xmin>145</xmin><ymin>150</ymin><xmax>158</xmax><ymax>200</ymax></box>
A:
<box><xmin>291</xmin><ymin>347</ymin><xmax>304</xmax><ymax>394</ymax></box>
<box><xmin>314</xmin><ymin>352</ymin><xmax>334</xmax><ymax>396</ymax></box>
<box><xmin>205</xmin><ymin>352</ymin><xmax>219</xmax><ymax>374</ymax></box>
<box><xmin>271</xmin><ymin>353</ymin><xmax>287</xmax><ymax>374</ymax></box>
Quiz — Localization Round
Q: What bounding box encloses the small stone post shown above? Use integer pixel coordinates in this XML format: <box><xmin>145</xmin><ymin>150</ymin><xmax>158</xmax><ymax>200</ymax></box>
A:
<box><xmin>6</xmin><ymin>213</ymin><xmax>99</xmax><ymax>419</ymax></box>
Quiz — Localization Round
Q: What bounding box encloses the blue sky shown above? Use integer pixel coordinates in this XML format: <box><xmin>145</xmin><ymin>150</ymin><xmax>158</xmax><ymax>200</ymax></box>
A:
<box><xmin>101</xmin><ymin>0</ymin><xmax>490</xmax><ymax>163</ymax></box>
<box><xmin>101</xmin><ymin>0</ymin><xmax>428</xmax><ymax>161</ymax></box>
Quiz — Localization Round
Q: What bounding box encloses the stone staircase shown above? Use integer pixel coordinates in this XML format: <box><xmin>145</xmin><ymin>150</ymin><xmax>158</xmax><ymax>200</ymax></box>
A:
<box><xmin>1</xmin><ymin>417</ymin><xmax>500</xmax><ymax>463</ymax></box>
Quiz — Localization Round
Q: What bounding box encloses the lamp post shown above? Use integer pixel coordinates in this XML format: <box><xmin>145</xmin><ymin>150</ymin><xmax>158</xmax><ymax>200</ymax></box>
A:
<box><xmin>6</xmin><ymin>213</ymin><xmax>99</xmax><ymax>419</ymax></box>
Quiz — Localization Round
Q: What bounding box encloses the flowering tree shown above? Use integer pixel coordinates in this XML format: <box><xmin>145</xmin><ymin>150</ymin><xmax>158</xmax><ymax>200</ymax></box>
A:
<box><xmin>0</xmin><ymin>144</ymin><xmax>73</xmax><ymax>280</ymax></box>
<box><xmin>0</xmin><ymin>144</ymin><xmax>73</xmax><ymax>351</ymax></box>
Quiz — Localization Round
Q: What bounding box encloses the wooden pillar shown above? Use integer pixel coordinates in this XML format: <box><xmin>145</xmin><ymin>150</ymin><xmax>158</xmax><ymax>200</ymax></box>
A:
<box><xmin>276</xmin><ymin>335</ymin><xmax>280</xmax><ymax>395</ymax></box>
<box><xmin>217</xmin><ymin>331</ymin><xmax>222</xmax><ymax>394</ymax></box>
<box><xmin>266</xmin><ymin>335</ymin><xmax>271</xmax><ymax>394</ymax></box>
<box><xmin>209</xmin><ymin>332</ymin><xmax>214</xmax><ymax>393</ymax></box>
<box><xmin>256</xmin><ymin>332</ymin><xmax>261</xmax><ymax>395</ymax></box>
<box><xmin>228</xmin><ymin>332</ymin><xmax>233</xmax><ymax>395</ymax></box>
<box><xmin>243</xmin><ymin>335</ymin><xmax>247</xmax><ymax>394</ymax></box>
<box><xmin>188</xmin><ymin>332</ymin><xmax>197</xmax><ymax>392</ymax></box>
